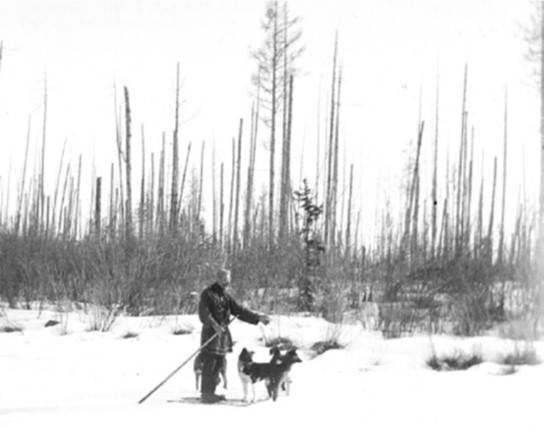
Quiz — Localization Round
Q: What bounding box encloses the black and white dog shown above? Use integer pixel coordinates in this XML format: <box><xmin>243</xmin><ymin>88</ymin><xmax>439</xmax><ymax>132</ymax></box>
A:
<box><xmin>269</xmin><ymin>346</ymin><xmax>292</xmax><ymax>395</ymax></box>
<box><xmin>238</xmin><ymin>347</ymin><xmax>301</xmax><ymax>402</ymax></box>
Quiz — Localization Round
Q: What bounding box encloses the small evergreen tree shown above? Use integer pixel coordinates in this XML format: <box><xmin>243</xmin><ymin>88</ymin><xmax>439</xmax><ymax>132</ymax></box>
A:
<box><xmin>294</xmin><ymin>179</ymin><xmax>324</xmax><ymax>311</ymax></box>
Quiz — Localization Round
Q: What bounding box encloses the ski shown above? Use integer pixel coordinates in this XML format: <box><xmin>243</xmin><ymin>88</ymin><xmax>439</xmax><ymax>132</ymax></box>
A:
<box><xmin>167</xmin><ymin>396</ymin><xmax>269</xmax><ymax>407</ymax></box>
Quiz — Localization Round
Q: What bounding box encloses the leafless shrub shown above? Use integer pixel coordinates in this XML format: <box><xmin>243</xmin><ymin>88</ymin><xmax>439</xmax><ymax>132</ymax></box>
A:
<box><xmin>497</xmin><ymin>316</ymin><xmax>541</xmax><ymax>367</ymax></box>
<box><xmin>498</xmin><ymin>316</ymin><xmax>539</xmax><ymax>342</ymax></box>
<box><xmin>311</xmin><ymin>339</ymin><xmax>343</xmax><ymax>355</ymax></box>
<box><xmin>53</xmin><ymin>298</ymin><xmax>72</xmax><ymax>335</ymax></box>
<box><xmin>311</xmin><ymin>323</ymin><xmax>346</xmax><ymax>356</ymax></box>
<box><xmin>259</xmin><ymin>320</ymin><xmax>298</xmax><ymax>350</ymax></box>
<box><xmin>0</xmin><ymin>324</ymin><xmax>23</xmax><ymax>333</ymax></box>
<box><xmin>499</xmin><ymin>342</ymin><xmax>541</xmax><ymax>366</ymax></box>
<box><xmin>170</xmin><ymin>319</ymin><xmax>194</xmax><ymax>336</ymax></box>
<box><xmin>86</xmin><ymin>302</ymin><xmax>121</xmax><ymax>332</ymax></box>
<box><xmin>121</xmin><ymin>331</ymin><xmax>139</xmax><ymax>339</ymax></box>
<box><xmin>0</xmin><ymin>309</ymin><xmax>23</xmax><ymax>333</ymax></box>
<box><xmin>377</xmin><ymin>302</ymin><xmax>425</xmax><ymax>338</ymax></box>
<box><xmin>427</xmin><ymin>347</ymin><xmax>483</xmax><ymax>371</ymax></box>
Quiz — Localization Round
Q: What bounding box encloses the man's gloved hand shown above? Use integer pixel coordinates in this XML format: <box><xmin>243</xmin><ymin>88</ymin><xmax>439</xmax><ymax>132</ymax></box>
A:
<box><xmin>210</xmin><ymin>318</ymin><xmax>225</xmax><ymax>334</ymax></box>
<box><xmin>258</xmin><ymin>315</ymin><xmax>270</xmax><ymax>325</ymax></box>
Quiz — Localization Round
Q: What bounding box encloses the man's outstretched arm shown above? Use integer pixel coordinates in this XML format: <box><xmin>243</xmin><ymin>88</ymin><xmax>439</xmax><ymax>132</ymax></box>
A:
<box><xmin>228</xmin><ymin>295</ymin><xmax>270</xmax><ymax>325</ymax></box>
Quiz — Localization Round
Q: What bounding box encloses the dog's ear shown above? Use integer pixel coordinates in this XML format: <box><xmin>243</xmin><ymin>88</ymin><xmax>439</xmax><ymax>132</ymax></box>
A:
<box><xmin>287</xmin><ymin>349</ymin><xmax>301</xmax><ymax>361</ymax></box>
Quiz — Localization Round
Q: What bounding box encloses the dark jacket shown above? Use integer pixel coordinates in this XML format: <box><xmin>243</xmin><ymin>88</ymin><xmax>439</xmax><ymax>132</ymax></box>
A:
<box><xmin>198</xmin><ymin>282</ymin><xmax>260</xmax><ymax>355</ymax></box>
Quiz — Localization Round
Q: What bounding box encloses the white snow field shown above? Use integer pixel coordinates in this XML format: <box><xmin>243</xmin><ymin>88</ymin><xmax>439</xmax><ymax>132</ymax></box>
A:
<box><xmin>1</xmin><ymin>308</ymin><xmax>543</xmax><ymax>433</ymax></box>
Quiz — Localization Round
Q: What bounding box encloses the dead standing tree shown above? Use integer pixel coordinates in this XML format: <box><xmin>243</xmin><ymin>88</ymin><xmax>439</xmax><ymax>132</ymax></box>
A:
<box><xmin>324</xmin><ymin>36</ymin><xmax>337</xmax><ymax>251</ymax></box>
<box><xmin>243</xmin><ymin>101</ymin><xmax>259</xmax><ymax>249</ymax></box>
<box><xmin>123</xmin><ymin>86</ymin><xmax>133</xmax><ymax>244</ymax></box>
<box><xmin>528</xmin><ymin>2</ymin><xmax>544</xmax><ymax>262</ymax></box>
<box><xmin>170</xmin><ymin>63</ymin><xmax>181</xmax><ymax>232</ymax></box>
<box><xmin>279</xmin><ymin>2</ymin><xmax>303</xmax><ymax>242</ymax></box>
<box><xmin>232</xmin><ymin>120</ymin><xmax>243</xmax><ymax>255</ymax></box>
<box><xmin>279</xmin><ymin>75</ymin><xmax>294</xmax><ymax>242</ymax></box>
<box><xmin>251</xmin><ymin>0</ymin><xmax>303</xmax><ymax>248</ymax></box>
<box><xmin>431</xmin><ymin>70</ymin><xmax>440</xmax><ymax>260</ymax></box>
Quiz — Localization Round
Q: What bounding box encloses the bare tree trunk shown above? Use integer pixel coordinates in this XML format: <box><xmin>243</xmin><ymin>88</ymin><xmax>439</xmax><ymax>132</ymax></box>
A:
<box><xmin>157</xmin><ymin>136</ymin><xmax>165</xmax><ymax>233</ymax></box>
<box><xmin>233</xmin><ymin>120</ymin><xmax>243</xmax><ymax>255</ymax></box>
<box><xmin>411</xmin><ymin>165</ymin><xmax>421</xmax><ymax>264</ymax></box>
<box><xmin>339</xmin><ymin>148</ymin><xmax>347</xmax><ymax>249</ymax></box>
<box><xmin>228</xmin><ymin>138</ymin><xmax>236</xmax><ymax>253</ymax></box>
<box><xmin>89</xmin><ymin>164</ymin><xmax>97</xmax><ymax>236</ymax></box>
<box><xmin>285</xmin><ymin>75</ymin><xmax>294</xmax><ymax>236</ymax></box>
<box><xmin>15</xmin><ymin>116</ymin><xmax>31</xmax><ymax>234</ymax></box>
<box><xmin>325</xmin><ymin>33</ymin><xmax>338</xmax><ymax>249</ymax></box>
<box><xmin>345</xmin><ymin>164</ymin><xmax>353</xmax><ymax>257</ymax></box>
<box><xmin>332</xmin><ymin>66</ymin><xmax>342</xmax><ymax>253</ymax></box>
<box><xmin>58</xmin><ymin>164</ymin><xmax>71</xmax><ymax>234</ymax></box>
<box><xmin>114</xmin><ymin>84</ymin><xmax>125</xmax><ymax>229</ymax></box>
<box><xmin>179</xmin><ymin>141</ymin><xmax>192</xmax><ymax>220</ymax></box>
<box><xmin>109</xmin><ymin>163</ymin><xmax>115</xmax><ymax>237</ymax></box>
<box><xmin>74</xmin><ymin>154</ymin><xmax>82</xmax><ymax>238</ymax></box>
<box><xmin>45</xmin><ymin>196</ymin><xmax>50</xmax><ymax>238</ymax></box>
<box><xmin>212</xmin><ymin>143</ymin><xmax>217</xmax><ymax>244</ymax></box>
<box><xmin>279</xmin><ymin>5</ymin><xmax>288</xmax><ymax>237</ymax></box>
<box><xmin>431</xmin><ymin>71</ymin><xmax>439</xmax><ymax>259</ymax></box>
<box><xmin>540</xmin><ymin>1</ymin><xmax>544</xmax><ymax>250</ymax></box>
<box><xmin>65</xmin><ymin>174</ymin><xmax>74</xmax><ymax>239</ymax></box>
<box><xmin>354</xmin><ymin>210</ymin><xmax>361</xmax><ymax>261</ymax></box>
<box><xmin>50</xmin><ymin>142</ymin><xmax>67</xmax><ymax>235</ymax></box>
<box><xmin>279</xmin><ymin>76</ymin><xmax>294</xmax><ymax>242</ymax></box>
<box><xmin>405</xmin><ymin>122</ymin><xmax>425</xmax><ymax>263</ymax></box>
<box><xmin>315</xmin><ymin>84</ymin><xmax>321</xmax><ymax>205</ymax></box>
<box><xmin>124</xmin><ymin>86</ymin><xmax>133</xmax><ymax>243</ymax></box>
<box><xmin>476</xmin><ymin>152</ymin><xmax>485</xmax><ymax>257</ymax></box>
<box><xmin>455</xmin><ymin>64</ymin><xmax>468</xmax><ymax>256</ymax></box>
<box><xmin>498</xmin><ymin>90</ymin><xmax>508</xmax><ymax>265</ymax></box>
<box><xmin>69</xmin><ymin>174</ymin><xmax>76</xmax><ymax>237</ymax></box>
<box><xmin>139</xmin><ymin>125</ymin><xmax>146</xmax><ymax>240</ymax></box>
<box><xmin>197</xmin><ymin>141</ymin><xmax>205</xmax><ymax>223</ymax></box>
<box><xmin>460</xmin><ymin>110</ymin><xmax>469</xmax><ymax>254</ymax></box>
<box><xmin>170</xmin><ymin>63</ymin><xmax>180</xmax><ymax>232</ymax></box>
<box><xmin>95</xmin><ymin>177</ymin><xmax>102</xmax><ymax>237</ymax></box>
<box><xmin>487</xmin><ymin>157</ymin><xmax>498</xmax><ymax>264</ymax></box>
<box><xmin>464</xmin><ymin>127</ymin><xmax>474</xmax><ymax>253</ymax></box>
<box><xmin>244</xmin><ymin>102</ymin><xmax>257</xmax><ymax>248</ymax></box>
<box><xmin>422</xmin><ymin>199</ymin><xmax>428</xmax><ymax>261</ymax></box>
<box><xmin>539</xmin><ymin>1</ymin><xmax>544</xmax><ymax>319</ymax></box>
<box><xmin>439</xmin><ymin>197</ymin><xmax>449</xmax><ymax>261</ymax></box>
<box><xmin>220</xmin><ymin>162</ymin><xmax>225</xmax><ymax>249</ymax></box>
<box><xmin>439</xmin><ymin>155</ymin><xmax>450</xmax><ymax>261</ymax></box>
<box><xmin>149</xmin><ymin>152</ymin><xmax>155</xmax><ymax>236</ymax></box>
<box><xmin>268</xmin><ymin>0</ymin><xmax>279</xmax><ymax>249</ymax></box>
<box><xmin>40</xmin><ymin>74</ymin><xmax>48</xmax><ymax>233</ymax></box>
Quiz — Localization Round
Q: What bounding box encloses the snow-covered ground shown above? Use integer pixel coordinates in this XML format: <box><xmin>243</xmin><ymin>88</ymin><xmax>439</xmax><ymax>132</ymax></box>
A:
<box><xmin>1</xmin><ymin>308</ymin><xmax>543</xmax><ymax>433</ymax></box>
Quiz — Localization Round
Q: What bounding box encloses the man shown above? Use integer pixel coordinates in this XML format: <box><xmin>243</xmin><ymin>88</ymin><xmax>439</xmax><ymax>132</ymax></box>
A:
<box><xmin>198</xmin><ymin>268</ymin><xmax>270</xmax><ymax>403</ymax></box>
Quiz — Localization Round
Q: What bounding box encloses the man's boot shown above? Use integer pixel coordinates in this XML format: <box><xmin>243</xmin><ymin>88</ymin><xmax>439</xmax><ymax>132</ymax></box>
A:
<box><xmin>201</xmin><ymin>393</ymin><xmax>226</xmax><ymax>404</ymax></box>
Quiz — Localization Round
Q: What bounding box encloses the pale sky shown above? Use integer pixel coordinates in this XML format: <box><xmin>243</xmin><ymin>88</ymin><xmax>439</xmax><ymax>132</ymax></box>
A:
<box><xmin>0</xmin><ymin>0</ymin><xmax>539</xmax><ymax>242</ymax></box>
